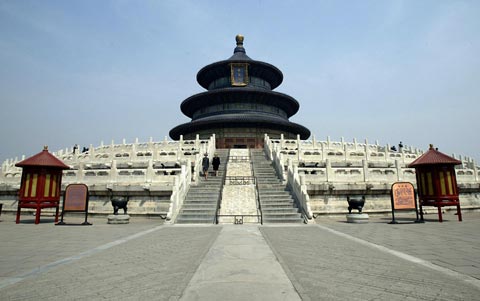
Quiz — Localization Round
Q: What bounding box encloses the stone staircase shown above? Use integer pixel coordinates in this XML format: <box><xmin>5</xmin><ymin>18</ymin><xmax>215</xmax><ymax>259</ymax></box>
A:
<box><xmin>176</xmin><ymin>150</ymin><xmax>228</xmax><ymax>224</ymax></box>
<box><xmin>250</xmin><ymin>149</ymin><xmax>304</xmax><ymax>223</ymax></box>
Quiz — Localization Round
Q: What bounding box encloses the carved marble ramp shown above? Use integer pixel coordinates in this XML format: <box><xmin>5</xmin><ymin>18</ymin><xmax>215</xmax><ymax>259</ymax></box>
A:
<box><xmin>180</xmin><ymin>225</ymin><xmax>300</xmax><ymax>300</ymax></box>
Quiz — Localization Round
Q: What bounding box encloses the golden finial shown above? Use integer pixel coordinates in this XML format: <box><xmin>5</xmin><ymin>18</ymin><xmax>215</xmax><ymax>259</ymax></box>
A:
<box><xmin>236</xmin><ymin>34</ymin><xmax>244</xmax><ymax>45</ymax></box>
<box><xmin>429</xmin><ymin>144</ymin><xmax>434</xmax><ymax>150</ymax></box>
<box><xmin>43</xmin><ymin>145</ymin><xmax>49</xmax><ymax>151</ymax></box>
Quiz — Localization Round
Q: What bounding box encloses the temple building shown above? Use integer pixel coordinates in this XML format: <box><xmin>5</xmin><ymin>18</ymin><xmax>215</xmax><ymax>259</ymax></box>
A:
<box><xmin>1</xmin><ymin>35</ymin><xmax>479</xmax><ymax>223</ymax></box>
<box><xmin>169</xmin><ymin>35</ymin><xmax>310</xmax><ymax>149</ymax></box>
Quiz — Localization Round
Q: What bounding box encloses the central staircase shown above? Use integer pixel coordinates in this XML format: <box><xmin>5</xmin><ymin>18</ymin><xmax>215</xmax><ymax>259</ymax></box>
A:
<box><xmin>176</xmin><ymin>150</ymin><xmax>228</xmax><ymax>224</ymax></box>
<box><xmin>176</xmin><ymin>148</ymin><xmax>303</xmax><ymax>224</ymax></box>
<box><xmin>251</xmin><ymin>149</ymin><xmax>304</xmax><ymax>223</ymax></box>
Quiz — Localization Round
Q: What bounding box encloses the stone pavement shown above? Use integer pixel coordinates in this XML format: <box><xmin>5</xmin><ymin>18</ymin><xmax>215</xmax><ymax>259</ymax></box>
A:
<box><xmin>0</xmin><ymin>211</ymin><xmax>479</xmax><ymax>300</ymax></box>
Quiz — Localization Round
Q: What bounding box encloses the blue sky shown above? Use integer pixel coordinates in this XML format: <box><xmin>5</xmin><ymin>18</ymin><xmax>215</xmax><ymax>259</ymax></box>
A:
<box><xmin>1</xmin><ymin>0</ymin><xmax>479</xmax><ymax>163</ymax></box>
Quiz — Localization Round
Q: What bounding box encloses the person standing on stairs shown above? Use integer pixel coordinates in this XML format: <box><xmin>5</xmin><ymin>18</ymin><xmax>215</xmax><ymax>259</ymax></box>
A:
<box><xmin>202</xmin><ymin>153</ymin><xmax>210</xmax><ymax>180</ymax></box>
<box><xmin>212</xmin><ymin>153</ymin><xmax>220</xmax><ymax>176</ymax></box>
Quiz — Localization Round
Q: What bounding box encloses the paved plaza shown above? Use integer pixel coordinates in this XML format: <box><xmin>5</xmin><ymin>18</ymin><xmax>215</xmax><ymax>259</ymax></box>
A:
<box><xmin>1</xmin><ymin>211</ymin><xmax>479</xmax><ymax>300</ymax></box>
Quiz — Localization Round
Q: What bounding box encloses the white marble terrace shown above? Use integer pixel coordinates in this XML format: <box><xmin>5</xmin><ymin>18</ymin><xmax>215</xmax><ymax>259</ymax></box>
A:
<box><xmin>1</xmin><ymin>135</ymin><xmax>216</xmax><ymax>189</ymax></box>
<box><xmin>264</xmin><ymin>134</ymin><xmax>480</xmax><ymax>218</ymax></box>
<box><xmin>265</xmin><ymin>134</ymin><xmax>479</xmax><ymax>186</ymax></box>
<box><xmin>1</xmin><ymin>133</ymin><xmax>479</xmax><ymax>218</ymax></box>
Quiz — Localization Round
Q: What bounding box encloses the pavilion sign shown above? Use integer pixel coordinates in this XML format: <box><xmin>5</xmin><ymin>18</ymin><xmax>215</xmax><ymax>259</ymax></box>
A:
<box><xmin>56</xmin><ymin>184</ymin><xmax>92</xmax><ymax>226</ymax></box>
<box><xmin>389</xmin><ymin>182</ymin><xmax>422</xmax><ymax>224</ymax></box>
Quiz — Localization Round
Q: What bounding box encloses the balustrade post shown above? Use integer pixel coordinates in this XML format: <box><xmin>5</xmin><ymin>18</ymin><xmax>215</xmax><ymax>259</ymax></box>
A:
<box><xmin>187</xmin><ymin>158</ymin><xmax>192</xmax><ymax>184</ymax></box>
<box><xmin>473</xmin><ymin>160</ymin><xmax>478</xmax><ymax>182</ymax></box>
<box><xmin>132</xmin><ymin>141</ymin><xmax>137</xmax><ymax>158</ymax></box>
<box><xmin>110</xmin><ymin>160</ymin><xmax>117</xmax><ymax>183</ymax></box>
<box><xmin>395</xmin><ymin>159</ymin><xmax>401</xmax><ymax>181</ymax></box>
<box><xmin>78</xmin><ymin>162</ymin><xmax>85</xmax><ymax>182</ymax></box>
<box><xmin>326</xmin><ymin>159</ymin><xmax>332</xmax><ymax>182</ymax></box>
<box><xmin>181</xmin><ymin>164</ymin><xmax>186</xmax><ymax>178</ymax></box>
<box><xmin>362</xmin><ymin>159</ymin><xmax>368</xmax><ymax>182</ymax></box>
<box><xmin>321</xmin><ymin>142</ymin><xmax>325</xmax><ymax>161</ymax></box>
<box><xmin>297</xmin><ymin>145</ymin><xmax>301</xmax><ymax>163</ymax></box>
<box><xmin>364</xmin><ymin>138</ymin><xmax>370</xmax><ymax>161</ymax></box>
<box><xmin>299</xmin><ymin>173</ymin><xmax>305</xmax><ymax>186</ymax></box>
<box><xmin>292</xmin><ymin>165</ymin><xmax>299</xmax><ymax>184</ymax></box>
<box><xmin>146</xmin><ymin>159</ymin><xmax>154</xmax><ymax>182</ymax></box>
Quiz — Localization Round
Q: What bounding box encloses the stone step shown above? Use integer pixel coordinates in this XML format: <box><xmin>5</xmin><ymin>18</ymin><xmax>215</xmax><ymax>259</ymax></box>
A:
<box><xmin>188</xmin><ymin>184</ymin><xmax>221</xmax><ymax>188</ymax></box>
<box><xmin>184</xmin><ymin>195</ymin><xmax>219</xmax><ymax>200</ymax></box>
<box><xmin>258</xmin><ymin>192</ymin><xmax>292</xmax><ymax>197</ymax></box>
<box><xmin>257</xmin><ymin>182</ymin><xmax>284</xmax><ymax>186</ymax></box>
<box><xmin>198</xmin><ymin>176</ymin><xmax>224</xmax><ymax>179</ymax></box>
<box><xmin>259</xmin><ymin>191</ymin><xmax>292</xmax><ymax>195</ymax></box>
<box><xmin>255</xmin><ymin>178</ymin><xmax>278</xmax><ymax>181</ymax></box>
<box><xmin>257</xmin><ymin>185</ymin><xmax>288</xmax><ymax>190</ymax></box>
<box><xmin>258</xmin><ymin>189</ymin><xmax>290</xmax><ymax>193</ymax></box>
<box><xmin>187</xmin><ymin>191</ymin><xmax>220</xmax><ymax>196</ymax></box>
<box><xmin>262</xmin><ymin>208</ymin><xmax>299</xmax><ymax>214</ymax></box>
<box><xmin>263</xmin><ymin>214</ymin><xmax>303</xmax><ymax>221</ymax></box>
<box><xmin>179</xmin><ymin>210</ymin><xmax>216</xmax><ymax>215</ymax></box>
<box><xmin>181</xmin><ymin>204</ymin><xmax>217</xmax><ymax>209</ymax></box>
<box><xmin>262</xmin><ymin>217</ymin><xmax>304</xmax><ymax>224</ymax></box>
<box><xmin>176</xmin><ymin>217</ymin><xmax>215</xmax><ymax>224</ymax></box>
<box><xmin>259</xmin><ymin>192</ymin><xmax>292</xmax><ymax>197</ymax></box>
<box><xmin>260</xmin><ymin>198</ymin><xmax>294</xmax><ymax>203</ymax></box>
<box><xmin>184</xmin><ymin>200</ymin><xmax>218</xmax><ymax>205</ymax></box>
<box><xmin>260</xmin><ymin>200</ymin><xmax>294</xmax><ymax>205</ymax></box>
<box><xmin>196</xmin><ymin>182</ymin><xmax>223</xmax><ymax>187</ymax></box>
<box><xmin>186</xmin><ymin>190</ymin><xmax>220</xmax><ymax>195</ymax></box>
<box><xmin>185</xmin><ymin>196</ymin><xmax>219</xmax><ymax>201</ymax></box>
<box><xmin>181</xmin><ymin>209</ymin><xmax>216</xmax><ymax>214</ymax></box>
<box><xmin>184</xmin><ymin>199</ymin><xmax>217</xmax><ymax>204</ymax></box>
<box><xmin>254</xmin><ymin>173</ymin><xmax>277</xmax><ymax>177</ymax></box>
<box><xmin>261</xmin><ymin>202</ymin><xmax>296</xmax><ymax>208</ymax></box>
<box><xmin>262</xmin><ymin>210</ymin><xmax>301</xmax><ymax>216</ymax></box>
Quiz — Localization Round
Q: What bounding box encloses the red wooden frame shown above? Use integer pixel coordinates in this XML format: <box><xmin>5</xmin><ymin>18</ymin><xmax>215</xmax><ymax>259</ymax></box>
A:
<box><xmin>16</xmin><ymin>168</ymin><xmax>63</xmax><ymax>224</ymax></box>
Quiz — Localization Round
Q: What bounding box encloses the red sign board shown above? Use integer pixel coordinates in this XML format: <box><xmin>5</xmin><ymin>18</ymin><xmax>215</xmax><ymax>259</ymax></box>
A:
<box><xmin>389</xmin><ymin>182</ymin><xmax>421</xmax><ymax>224</ymax></box>
<box><xmin>56</xmin><ymin>184</ymin><xmax>91</xmax><ymax>225</ymax></box>
<box><xmin>391</xmin><ymin>182</ymin><xmax>416</xmax><ymax>210</ymax></box>
<box><xmin>64</xmin><ymin>184</ymin><xmax>89</xmax><ymax>211</ymax></box>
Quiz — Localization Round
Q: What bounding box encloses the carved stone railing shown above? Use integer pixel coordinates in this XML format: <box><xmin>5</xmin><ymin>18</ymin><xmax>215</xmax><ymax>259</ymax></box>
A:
<box><xmin>166</xmin><ymin>161</ymin><xmax>191</xmax><ymax>221</ymax></box>
<box><xmin>264</xmin><ymin>134</ymin><xmax>479</xmax><ymax>185</ymax></box>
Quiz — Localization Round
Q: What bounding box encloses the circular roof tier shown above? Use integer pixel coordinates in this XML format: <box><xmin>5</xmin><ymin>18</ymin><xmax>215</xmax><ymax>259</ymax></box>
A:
<box><xmin>180</xmin><ymin>88</ymin><xmax>300</xmax><ymax>118</ymax></box>
<box><xmin>197</xmin><ymin>60</ymin><xmax>283</xmax><ymax>90</ymax></box>
<box><xmin>169</xmin><ymin>113</ymin><xmax>310</xmax><ymax>140</ymax></box>
<box><xmin>196</xmin><ymin>35</ymin><xmax>283</xmax><ymax>90</ymax></box>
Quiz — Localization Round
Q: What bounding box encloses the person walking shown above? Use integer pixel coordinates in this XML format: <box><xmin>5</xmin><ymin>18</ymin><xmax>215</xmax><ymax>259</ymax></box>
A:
<box><xmin>202</xmin><ymin>153</ymin><xmax>210</xmax><ymax>180</ymax></box>
<box><xmin>212</xmin><ymin>153</ymin><xmax>220</xmax><ymax>176</ymax></box>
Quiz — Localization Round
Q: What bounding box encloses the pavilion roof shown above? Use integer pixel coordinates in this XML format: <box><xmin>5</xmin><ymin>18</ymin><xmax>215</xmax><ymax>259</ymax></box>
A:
<box><xmin>15</xmin><ymin>146</ymin><xmax>70</xmax><ymax>169</ymax></box>
<box><xmin>408</xmin><ymin>145</ymin><xmax>461</xmax><ymax>167</ymax></box>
